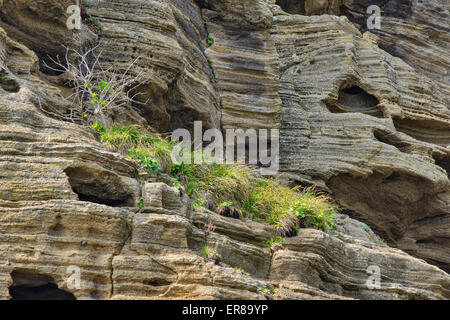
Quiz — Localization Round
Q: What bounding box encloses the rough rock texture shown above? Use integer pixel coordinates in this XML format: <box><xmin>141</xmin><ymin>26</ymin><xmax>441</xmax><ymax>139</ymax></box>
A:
<box><xmin>271</xmin><ymin>12</ymin><xmax>450</xmax><ymax>273</ymax></box>
<box><xmin>81</xmin><ymin>0</ymin><xmax>222</xmax><ymax>132</ymax></box>
<box><xmin>0</xmin><ymin>0</ymin><xmax>449</xmax><ymax>300</ymax></box>
<box><xmin>341</xmin><ymin>0</ymin><xmax>450</xmax><ymax>96</ymax></box>
<box><xmin>199</xmin><ymin>0</ymin><xmax>282</xmax><ymax>129</ymax></box>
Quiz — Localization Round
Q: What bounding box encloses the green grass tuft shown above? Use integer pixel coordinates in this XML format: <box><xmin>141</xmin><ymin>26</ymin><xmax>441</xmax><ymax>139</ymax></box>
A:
<box><xmin>97</xmin><ymin>125</ymin><xmax>338</xmax><ymax>235</ymax></box>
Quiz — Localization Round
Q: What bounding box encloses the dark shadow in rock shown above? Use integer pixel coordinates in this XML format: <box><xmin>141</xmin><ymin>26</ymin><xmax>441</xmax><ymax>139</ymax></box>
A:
<box><xmin>218</xmin><ymin>206</ymin><xmax>241</xmax><ymax>219</ymax></box>
<box><xmin>143</xmin><ymin>279</ymin><xmax>171</xmax><ymax>287</ymax></box>
<box><xmin>326</xmin><ymin>85</ymin><xmax>382</xmax><ymax>117</ymax></box>
<box><xmin>276</xmin><ymin>0</ymin><xmax>306</xmax><ymax>15</ymax></box>
<box><xmin>432</xmin><ymin>153</ymin><xmax>450</xmax><ymax>176</ymax></box>
<box><xmin>9</xmin><ymin>271</ymin><xmax>76</xmax><ymax>300</ymax></box>
<box><xmin>393</xmin><ymin>118</ymin><xmax>450</xmax><ymax>146</ymax></box>
<box><xmin>0</xmin><ymin>69</ymin><xmax>20</xmax><ymax>93</ymax></box>
<box><xmin>64</xmin><ymin>166</ymin><xmax>135</xmax><ymax>207</ymax></box>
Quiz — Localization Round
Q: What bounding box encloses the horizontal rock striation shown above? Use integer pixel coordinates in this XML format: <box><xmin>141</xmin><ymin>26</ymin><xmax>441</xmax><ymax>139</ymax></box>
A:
<box><xmin>271</xmin><ymin>12</ymin><xmax>450</xmax><ymax>272</ymax></box>
<box><xmin>199</xmin><ymin>0</ymin><xmax>282</xmax><ymax>129</ymax></box>
<box><xmin>0</xmin><ymin>0</ymin><xmax>449</xmax><ymax>300</ymax></box>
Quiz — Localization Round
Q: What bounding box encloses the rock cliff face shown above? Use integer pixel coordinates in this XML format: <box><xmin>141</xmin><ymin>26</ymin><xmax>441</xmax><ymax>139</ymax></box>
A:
<box><xmin>0</xmin><ymin>0</ymin><xmax>448</xmax><ymax>299</ymax></box>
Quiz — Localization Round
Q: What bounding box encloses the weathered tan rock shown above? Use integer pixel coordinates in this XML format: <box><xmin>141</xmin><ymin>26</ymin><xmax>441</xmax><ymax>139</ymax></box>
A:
<box><xmin>341</xmin><ymin>0</ymin><xmax>450</xmax><ymax>96</ymax></box>
<box><xmin>270</xmin><ymin>12</ymin><xmax>450</xmax><ymax>272</ymax></box>
<box><xmin>81</xmin><ymin>0</ymin><xmax>221</xmax><ymax>132</ymax></box>
<box><xmin>200</xmin><ymin>0</ymin><xmax>282</xmax><ymax>129</ymax></box>
<box><xmin>0</xmin><ymin>0</ymin><xmax>449</xmax><ymax>301</ymax></box>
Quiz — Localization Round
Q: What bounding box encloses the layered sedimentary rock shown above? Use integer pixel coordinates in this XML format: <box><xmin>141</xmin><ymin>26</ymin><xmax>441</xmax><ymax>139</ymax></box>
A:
<box><xmin>341</xmin><ymin>0</ymin><xmax>450</xmax><ymax>95</ymax></box>
<box><xmin>271</xmin><ymin>12</ymin><xmax>450</xmax><ymax>272</ymax></box>
<box><xmin>0</xmin><ymin>0</ymin><xmax>449</xmax><ymax>300</ymax></box>
<box><xmin>80</xmin><ymin>0</ymin><xmax>221</xmax><ymax>132</ymax></box>
<box><xmin>199</xmin><ymin>0</ymin><xmax>282</xmax><ymax>129</ymax></box>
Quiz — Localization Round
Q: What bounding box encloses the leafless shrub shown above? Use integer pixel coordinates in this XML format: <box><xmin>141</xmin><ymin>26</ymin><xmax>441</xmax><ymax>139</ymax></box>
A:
<box><xmin>40</xmin><ymin>45</ymin><xmax>146</xmax><ymax>129</ymax></box>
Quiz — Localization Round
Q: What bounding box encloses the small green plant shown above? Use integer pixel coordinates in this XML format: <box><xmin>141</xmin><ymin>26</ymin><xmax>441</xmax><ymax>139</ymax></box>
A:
<box><xmin>206</xmin><ymin>34</ymin><xmax>214</xmax><ymax>45</ymax></box>
<box><xmin>380</xmin><ymin>238</ymin><xmax>385</xmax><ymax>243</ymax></box>
<box><xmin>193</xmin><ymin>197</ymin><xmax>207</xmax><ymax>209</ymax></box>
<box><xmin>172</xmin><ymin>182</ymin><xmax>183</xmax><ymax>189</ymax></box>
<box><xmin>217</xmin><ymin>201</ymin><xmax>233</xmax><ymax>209</ymax></box>
<box><xmin>291</xmin><ymin>191</ymin><xmax>337</xmax><ymax>233</ymax></box>
<box><xmin>261</xmin><ymin>288</ymin><xmax>271</xmax><ymax>295</ymax></box>
<box><xmin>267</xmin><ymin>236</ymin><xmax>283</xmax><ymax>249</ymax></box>
<box><xmin>207</xmin><ymin>57</ymin><xmax>213</xmax><ymax>68</ymax></box>
<box><xmin>170</xmin><ymin>162</ymin><xmax>188</xmax><ymax>180</ymax></box>
<box><xmin>137</xmin><ymin>156</ymin><xmax>162</xmax><ymax>177</ymax></box>
<box><xmin>364</xmin><ymin>225</ymin><xmax>371</xmax><ymax>233</ymax></box>
<box><xmin>202</xmin><ymin>246</ymin><xmax>211</xmax><ymax>256</ymax></box>
<box><xmin>201</xmin><ymin>246</ymin><xmax>219</xmax><ymax>258</ymax></box>
<box><xmin>138</xmin><ymin>196</ymin><xmax>144</xmax><ymax>208</ymax></box>
<box><xmin>91</xmin><ymin>121</ymin><xmax>106</xmax><ymax>133</ymax></box>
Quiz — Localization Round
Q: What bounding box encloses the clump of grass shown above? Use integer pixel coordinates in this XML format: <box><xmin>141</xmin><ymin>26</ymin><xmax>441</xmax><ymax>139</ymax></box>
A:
<box><xmin>98</xmin><ymin>125</ymin><xmax>175</xmax><ymax>171</ymax></box>
<box><xmin>171</xmin><ymin>160</ymin><xmax>258</xmax><ymax>207</ymax></box>
<box><xmin>95</xmin><ymin>125</ymin><xmax>337</xmax><ymax>235</ymax></box>
<box><xmin>267</xmin><ymin>236</ymin><xmax>283</xmax><ymax>249</ymax></box>
<box><xmin>206</xmin><ymin>34</ymin><xmax>214</xmax><ymax>45</ymax></box>
<box><xmin>291</xmin><ymin>190</ymin><xmax>337</xmax><ymax>233</ymax></box>
<box><xmin>244</xmin><ymin>179</ymin><xmax>337</xmax><ymax>236</ymax></box>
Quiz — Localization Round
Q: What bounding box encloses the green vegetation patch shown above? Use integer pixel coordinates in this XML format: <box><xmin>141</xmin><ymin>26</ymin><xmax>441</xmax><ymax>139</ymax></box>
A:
<box><xmin>96</xmin><ymin>125</ymin><xmax>338</xmax><ymax>236</ymax></box>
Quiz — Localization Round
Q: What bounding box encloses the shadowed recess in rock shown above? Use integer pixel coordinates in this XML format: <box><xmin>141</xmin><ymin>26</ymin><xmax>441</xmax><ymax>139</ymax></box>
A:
<box><xmin>326</xmin><ymin>85</ymin><xmax>382</xmax><ymax>117</ymax></box>
<box><xmin>393</xmin><ymin>118</ymin><xmax>450</xmax><ymax>146</ymax></box>
<box><xmin>8</xmin><ymin>271</ymin><xmax>76</xmax><ymax>300</ymax></box>
<box><xmin>0</xmin><ymin>69</ymin><xmax>20</xmax><ymax>93</ymax></box>
<box><xmin>64</xmin><ymin>166</ymin><xmax>135</xmax><ymax>207</ymax></box>
<box><xmin>276</xmin><ymin>0</ymin><xmax>307</xmax><ymax>15</ymax></box>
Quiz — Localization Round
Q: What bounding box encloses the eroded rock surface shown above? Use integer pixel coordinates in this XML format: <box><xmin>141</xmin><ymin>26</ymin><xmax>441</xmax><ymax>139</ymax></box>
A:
<box><xmin>0</xmin><ymin>0</ymin><xmax>449</xmax><ymax>300</ymax></box>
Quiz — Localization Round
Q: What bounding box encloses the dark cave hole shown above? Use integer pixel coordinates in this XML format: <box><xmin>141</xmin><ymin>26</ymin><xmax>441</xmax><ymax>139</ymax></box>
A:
<box><xmin>64</xmin><ymin>166</ymin><xmax>135</xmax><ymax>207</ymax></box>
<box><xmin>373</xmin><ymin>129</ymin><xmax>408</xmax><ymax>151</ymax></box>
<box><xmin>276</xmin><ymin>0</ymin><xmax>306</xmax><ymax>15</ymax></box>
<box><xmin>9</xmin><ymin>271</ymin><xmax>76</xmax><ymax>300</ymax></box>
<box><xmin>393</xmin><ymin>118</ymin><xmax>450</xmax><ymax>147</ymax></box>
<box><xmin>338</xmin><ymin>86</ymin><xmax>380</xmax><ymax>111</ymax></box>
<box><xmin>143</xmin><ymin>279</ymin><xmax>171</xmax><ymax>287</ymax></box>
<box><xmin>0</xmin><ymin>69</ymin><xmax>20</xmax><ymax>93</ymax></box>
<box><xmin>326</xmin><ymin>85</ymin><xmax>381</xmax><ymax>116</ymax></box>
<box><xmin>432</xmin><ymin>154</ymin><xmax>449</xmax><ymax>176</ymax></box>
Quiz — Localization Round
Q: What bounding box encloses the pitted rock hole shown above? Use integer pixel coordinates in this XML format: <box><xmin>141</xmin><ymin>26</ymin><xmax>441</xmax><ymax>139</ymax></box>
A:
<box><xmin>337</xmin><ymin>86</ymin><xmax>380</xmax><ymax>112</ymax></box>
<box><xmin>327</xmin><ymin>85</ymin><xmax>381</xmax><ymax>116</ymax></box>
<box><xmin>276</xmin><ymin>0</ymin><xmax>306</xmax><ymax>15</ymax></box>
<box><xmin>9</xmin><ymin>271</ymin><xmax>76</xmax><ymax>300</ymax></box>
<box><xmin>432</xmin><ymin>154</ymin><xmax>450</xmax><ymax>176</ymax></box>
<box><xmin>394</xmin><ymin>118</ymin><xmax>450</xmax><ymax>146</ymax></box>
<box><xmin>64</xmin><ymin>166</ymin><xmax>134</xmax><ymax>207</ymax></box>
<box><xmin>0</xmin><ymin>69</ymin><xmax>20</xmax><ymax>93</ymax></box>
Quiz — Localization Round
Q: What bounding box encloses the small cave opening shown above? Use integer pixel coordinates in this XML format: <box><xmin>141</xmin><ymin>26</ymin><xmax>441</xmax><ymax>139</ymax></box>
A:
<box><xmin>432</xmin><ymin>154</ymin><xmax>449</xmax><ymax>176</ymax></box>
<box><xmin>64</xmin><ymin>166</ymin><xmax>135</xmax><ymax>207</ymax></box>
<box><xmin>9</xmin><ymin>271</ymin><xmax>76</xmax><ymax>300</ymax></box>
<box><xmin>143</xmin><ymin>279</ymin><xmax>172</xmax><ymax>287</ymax></box>
<box><xmin>276</xmin><ymin>0</ymin><xmax>306</xmax><ymax>15</ymax></box>
<box><xmin>373</xmin><ymin>129</ymin><xmax>408</xmax><ymax>152</ymax></box>
<box><xmin>0</xmin><ymin>69</ymin><xmax>20</xmax><ymax>93</ymax></box>
<box><xmin>393</xmin><ymin>118</ymin><xmax>450</xmax><ymax>146</ymax></box>
<box><xmin>326</xmin><ymin>85</ymin><xmax>381</xmax><ymax>117</ymax></box>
